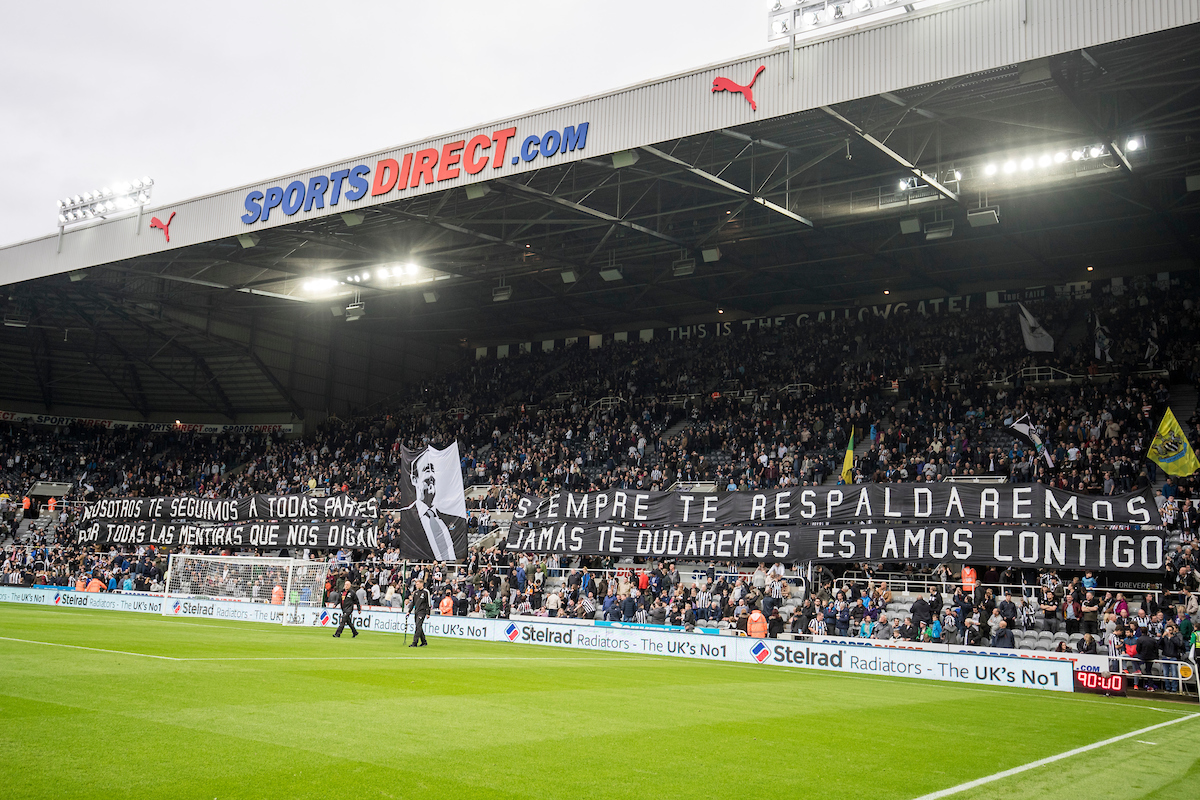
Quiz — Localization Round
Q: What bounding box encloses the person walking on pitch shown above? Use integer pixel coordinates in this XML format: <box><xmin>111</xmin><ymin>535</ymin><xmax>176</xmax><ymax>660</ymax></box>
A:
<box><xmin>333</xmin><ymin>580</ymin><xmax>360</xmax><ymax>638</ymax></box>
<box><xmin>408</xmin><ymin>579</ymin><xmax>431</xmax><ymax>647</ymax></box>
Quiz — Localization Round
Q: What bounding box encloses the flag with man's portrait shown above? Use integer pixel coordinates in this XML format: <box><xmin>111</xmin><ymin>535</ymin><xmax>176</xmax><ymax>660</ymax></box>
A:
<box><xmin>397</xmin><ymin>443</ymin><xmax>468</xmax><ymax>562</ymax></box>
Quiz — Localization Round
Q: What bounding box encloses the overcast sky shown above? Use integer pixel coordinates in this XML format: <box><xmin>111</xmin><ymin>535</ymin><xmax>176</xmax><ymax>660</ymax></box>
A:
<box><xmin>1</xmin><ymin>1</ymin><xmax>769</xmax><ymax>247</ymax></box>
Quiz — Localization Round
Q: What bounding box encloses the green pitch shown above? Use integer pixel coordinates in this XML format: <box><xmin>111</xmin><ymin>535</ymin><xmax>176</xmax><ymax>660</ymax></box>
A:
<box><xmin>0</xmin><ymin>605</ymin><xmax>1196</xmax><ymax>800</ymax></box>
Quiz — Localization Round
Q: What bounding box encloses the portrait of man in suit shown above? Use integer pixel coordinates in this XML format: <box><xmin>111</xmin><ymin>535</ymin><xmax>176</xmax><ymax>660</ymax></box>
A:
<box><xmin>400</xmin><ymin>445</ymin><xmax>467</xmax><ymax>561</ymax></box>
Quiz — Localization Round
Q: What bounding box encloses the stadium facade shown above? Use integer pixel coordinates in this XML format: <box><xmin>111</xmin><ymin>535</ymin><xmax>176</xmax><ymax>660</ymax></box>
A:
<box><xmin>0</xmin><ymin>0</ymin><xmax>1198</xmax><ymax>426</ymax></box>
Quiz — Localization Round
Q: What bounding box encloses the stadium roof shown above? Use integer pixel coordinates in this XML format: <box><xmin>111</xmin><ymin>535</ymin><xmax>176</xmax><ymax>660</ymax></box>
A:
<box><xmin>0</xmin><ymin>0</ymin><xmax>1198</xmax><ymax>423</ymax></box>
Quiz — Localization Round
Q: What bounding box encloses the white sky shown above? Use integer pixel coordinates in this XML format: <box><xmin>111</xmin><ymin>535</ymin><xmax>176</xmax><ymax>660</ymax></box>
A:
<box><xmin>1</xmin><ymin>1</ymin><xmax>770</xmax><ymax>247</ymax></box>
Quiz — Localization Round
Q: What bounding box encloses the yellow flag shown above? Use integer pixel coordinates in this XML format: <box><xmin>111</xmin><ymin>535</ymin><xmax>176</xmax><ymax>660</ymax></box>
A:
<box><xmin>1148</xmin><ymin>408</ymin><xmax>1199</xmax><ymax>477</ymax></box>
<box><xmin>841</xmin><ymin>429</ymin><xmax>855</xmax><ymax>484</ymax></box>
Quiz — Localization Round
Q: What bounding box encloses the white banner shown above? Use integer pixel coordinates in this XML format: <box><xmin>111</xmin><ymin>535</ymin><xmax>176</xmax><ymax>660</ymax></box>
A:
<box><xmin>1</xmin><ymin>586</ymin><xmax>1074</xmax><ymax>692</ymax></box>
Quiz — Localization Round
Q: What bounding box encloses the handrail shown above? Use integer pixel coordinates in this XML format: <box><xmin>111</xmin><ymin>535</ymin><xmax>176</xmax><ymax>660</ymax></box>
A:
<box><xmin>589</xmin><ymin>396</ymin><xmax>626</xmax><ymax>411</ymax></box>
<box><xmin>988</xmin><ymin>366</ymin><xmax>1171</xmax><ymax>387</ymax></box>
<box><xmin>1109</xmin><ymin>653</ymin><xmax>1199</xmax><ymax>695</ymax></box>
<box><xmin>831</xmin><ymin>574</ymin><xmax>1166</xmax><ymax>601</ymax></box>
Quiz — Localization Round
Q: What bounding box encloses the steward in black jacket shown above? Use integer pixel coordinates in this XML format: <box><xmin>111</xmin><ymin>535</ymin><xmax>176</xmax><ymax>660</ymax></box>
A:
<box><xmin>334</xmin><ymin>581</ymin><xmax>360</xmax><ymax>638</ymax></box>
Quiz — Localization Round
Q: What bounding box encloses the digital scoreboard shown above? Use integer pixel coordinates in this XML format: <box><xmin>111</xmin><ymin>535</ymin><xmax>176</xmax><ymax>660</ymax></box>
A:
<box><xmin>1072</xmin><ymin>670</ymin><xmax>1127</xmax><ymax>696</ymax></box>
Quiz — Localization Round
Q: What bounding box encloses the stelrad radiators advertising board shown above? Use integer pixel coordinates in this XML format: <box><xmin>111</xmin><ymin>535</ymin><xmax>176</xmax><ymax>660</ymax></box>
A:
<box><xmin>0</xmin><ymin>586</ymin><xmax>1073</xmax><ymax>693</ymax></box>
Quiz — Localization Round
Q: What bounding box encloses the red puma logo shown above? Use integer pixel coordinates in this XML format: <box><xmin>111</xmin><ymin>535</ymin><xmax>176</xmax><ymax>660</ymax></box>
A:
<box><xmin>150</xmin><ymin>211</ymin><xmax>175</xmax><ymax>242</ymax></box>
<box><xmin>712</xmin><ymin>65</ymin><xmax>766</xmax><ymax>111</ymax></box>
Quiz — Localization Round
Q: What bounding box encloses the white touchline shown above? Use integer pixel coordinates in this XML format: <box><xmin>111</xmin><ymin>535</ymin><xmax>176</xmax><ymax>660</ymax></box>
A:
<box><xmin>183</xmin><ymin>655</ymin><xmax>669</xmax><ymax>662</ymax></box>
<box><xmin>910</xmin><ymin>713</ymin><xmax>1200</xmax><ymax>800</ymax></box>
<box><xmin>0</xmin><ymin>636</ymin><xmax>181</xmax><ymax>661</ymax></box>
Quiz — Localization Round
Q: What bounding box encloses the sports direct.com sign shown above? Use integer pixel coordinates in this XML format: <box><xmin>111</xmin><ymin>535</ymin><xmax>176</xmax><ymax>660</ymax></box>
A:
<box><xmin>0</xmin><ymin>586</ymin><xmax>1075</xmax><ymax>693</ymax></box>
<box><xmin>239</xmin><ymin>122</ymin><xmax>589</xmax><ymax>225</ymax></box>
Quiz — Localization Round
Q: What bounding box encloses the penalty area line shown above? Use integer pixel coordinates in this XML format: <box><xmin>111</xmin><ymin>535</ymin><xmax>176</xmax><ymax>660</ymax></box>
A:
<box><xmin>910</xmin><ymin>712</ymin><xmax>1200</xmax><ymax>800</ymax></box>
<box><xmin>0</xmin><ymin>636</ymin><xmax>182</xmax><ymax>661</ymax></box>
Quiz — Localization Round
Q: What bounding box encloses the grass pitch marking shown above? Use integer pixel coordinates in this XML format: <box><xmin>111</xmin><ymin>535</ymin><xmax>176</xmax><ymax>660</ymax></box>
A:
<box><xmin>184</xmin><ymin>655</ymin><xmax>668</xmax><ymax>663</ymax></box>
<box><xmin>910</xmin><ymin>712</ymin><xmax>1200</xmax><ymax>799</ymax></box>
<box><xmin>0</xmin><ymin>635</ymin><xmax>182</xmax><ymax>661</ymax></box>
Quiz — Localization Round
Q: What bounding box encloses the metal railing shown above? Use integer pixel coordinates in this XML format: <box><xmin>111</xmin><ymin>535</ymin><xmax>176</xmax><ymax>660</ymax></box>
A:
<box><xmin>1109</xmin><ymin>653</ymin><xmax>1199</xmax><ymax>696</ymax></box>
<box><xmin>832</xmin><ymin>573</ymin><xmax>1161</xmax><ymax>601</ymax></box>
<box><xmin>589</xmin><ymin>396</ymin><xmax>626</xmax><ymax>411</ymax></box>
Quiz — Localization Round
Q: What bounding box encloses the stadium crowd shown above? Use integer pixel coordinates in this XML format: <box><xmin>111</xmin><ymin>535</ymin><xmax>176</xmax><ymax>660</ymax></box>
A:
<box><xmin>1</xmin><ymin>274</ymin><xmax>1199</xmax><ymax>677</ymax></box>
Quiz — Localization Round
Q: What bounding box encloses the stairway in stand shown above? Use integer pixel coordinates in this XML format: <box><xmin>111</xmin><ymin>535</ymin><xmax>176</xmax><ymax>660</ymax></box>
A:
<box><xmin>1167</xmin><ymin>383</ymin><xmax>1197</xmax><ymax>436</ymax></box>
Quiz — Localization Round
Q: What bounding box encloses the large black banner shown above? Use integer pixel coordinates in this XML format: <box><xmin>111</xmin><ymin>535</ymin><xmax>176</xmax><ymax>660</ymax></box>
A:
<box><xmin>513</xmin><ymin>484</ymin><xmax>1159</xmax><ymax>528</ymax></box>
<box><xmin>503</xmin><ymin>522</ymin><xmax>1166</xmax><ymax>573</ymax></box>
<box><xmin>81</xmin><ymin>494</ymin><xmax>377</xmax><ymax>524</ymax></box>
<box><xmin>79</xmin><ymin>519</ymin><xmax>379</xmax><ymax>550</ymax></box>
<box><xmin>397</xmin><ymin>444</ymin><xmax>468</xmax><ymax>562</ymax></box>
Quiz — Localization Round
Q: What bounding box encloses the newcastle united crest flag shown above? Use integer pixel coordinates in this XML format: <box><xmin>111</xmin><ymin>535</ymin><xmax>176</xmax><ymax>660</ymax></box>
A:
<box><xmin>398</xmin><ymin>443</ymin><xmax>469</xmax><ymax>561</ymax></box>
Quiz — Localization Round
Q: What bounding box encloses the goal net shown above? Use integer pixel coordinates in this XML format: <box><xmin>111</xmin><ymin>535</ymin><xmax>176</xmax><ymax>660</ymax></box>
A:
<box><xmin>163</xmin><ymin>554</ymin><xmax>329</xmax><ymax>623</ymax></box>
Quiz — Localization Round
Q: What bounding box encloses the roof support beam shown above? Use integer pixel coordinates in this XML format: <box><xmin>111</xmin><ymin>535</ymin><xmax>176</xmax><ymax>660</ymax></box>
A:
<box><xmin>638</xmin><ymin>145</ymin><xmax>815</xmax><ymax>228</ymax></box>
<box><xmin>1053</xmin><ymin>54</ymin><xmax>1200</xmax><ymax>269</ymax></box>
<box><xmin>27</xmin><ymin>300</ymin><xmax>53</xmax><ymax>411</ymax></box>
<box><xmin>495</xmin><ymin>178</ymin><xmax>692</xmax><ymax>250</ymax></box>
<box><xmin>92</xmin><ymin>293</ymin><xmax>305</xmax><ymax>420</ymax></box>
<box><xmin>90</xmin><ymin>354</ymin><xmax>148</xmax><ymax>418</ymax></box>
<box><xmin>819</xmin><ymin>105</ymin><xmax>960</xmax><ymax>203</ymax></box>
<box><xmin>247</xmin><ymin>318</ymin><xmax>306</xmax><ymax>420</ymax></box>
<box><xmin>57</xmin><ymin>292</ymin><xmax>234</xmax><ymax>419</ymax></box>
<box><xmin>87</xmin><ymin>294</ymin><xmax>238</xmax><ymax>421</ymax></box>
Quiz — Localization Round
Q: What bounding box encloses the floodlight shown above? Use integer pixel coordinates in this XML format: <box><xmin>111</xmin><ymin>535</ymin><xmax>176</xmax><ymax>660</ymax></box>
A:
<box><xmin>422</xmin><ymin>291</ymin><xmax>439</xmax><ymax>304</ymax></box>
<box><xmin>465</xmin><ymin>184</ymin><xmax>491</xmax><ymax>200</ymax></box>
<box><xmin>672</xmin><ymin>258</ymin><xmax>696</xmax><ymax>277</ymax></box>
<box><xmin>1089</xmin><ymin>146</ymin><xmax>1103</xmax><ymax>158</ymax></box>
<box><xmin>345</xmin><ymin>302</ymin><xmax>366</xmax><ymax>321</ymax></box>
<box><xmin>924</xmin><ymin>220</ymin><xmax>954</xmax><ymax>240</ymax></box>
<box><xmin>1020</xmin><ymin>158</ymin><xmax>1034</xmax><ymax>171</ymax></box>
<box><xmin>57</xmin><ymin>177</ymin><xmax>153</xmax><ymax>227</ymax></box>
<box><xmin>967</xmin><ymin>206</ymin><xmax>1000</xmax><ymax>227</ymax></box>
<box><xmin>1038</xmin><ymin>155</ymin><xmax>1051</xmax><ymax>167</ymax></box>
<box><xmin>611</xmin><ymin>150</ymin><xmax>640</xmax><ymax>169</ymax></box>
<box><xmin>1054</xmin><ymin>151</ymin><xmax>1068</xmax><ymax>163</ymax></box>
<box><xmin>1003</xmin><ymin>161</ymin><xmax>1017</xmax><ymax>174</ymax></box>
<box><xmin>599</xmin><ymin>268</ymin><xmax>624</xmax><ymax>282</ymax></box>
<box><xmin>303</xmin><ymin>278</ymin><xmax>338</xmax><ymax>294</ymax></box>
<box><xmin>492</xmin><ymin>285</ymin><xmax>513</xmax><ymax>302</ymax></box>
<box><xmin>560</xmin><ymin>270</ymin><xmax>578</xmax><ymax>283</ymax></box>
<box><xmin>701</xmin><ymin>247</ymin><xmax>721</xmax><ymax>263</ymax></box>
<box><xmin>984</xmin><ymin>164</ymin><xmax>998</xmax><ymax>176</ymax></box>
